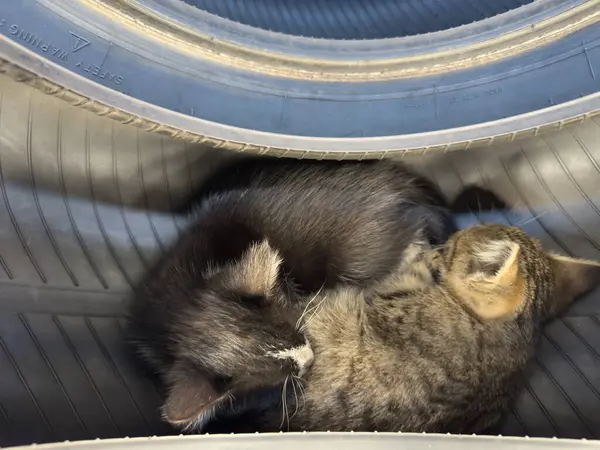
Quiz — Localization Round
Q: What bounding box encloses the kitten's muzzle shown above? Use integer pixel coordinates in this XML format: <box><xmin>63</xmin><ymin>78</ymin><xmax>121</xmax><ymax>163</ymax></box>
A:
<box><xmin>267</xmin><ymin>341</ymin><xmax>315</xmax><ymax>377</ymax></box>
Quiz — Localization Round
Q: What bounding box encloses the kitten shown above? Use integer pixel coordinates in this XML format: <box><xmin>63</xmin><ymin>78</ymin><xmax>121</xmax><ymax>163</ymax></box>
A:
<box><xmin>129</xmin><ymin>158</ymin><xmax>451</xmax><ymax>430</ymax></box>
<box><xmin>213</xmin><ymin>224</ymin><xmax>600</xmax><ymax>434</ymax></box>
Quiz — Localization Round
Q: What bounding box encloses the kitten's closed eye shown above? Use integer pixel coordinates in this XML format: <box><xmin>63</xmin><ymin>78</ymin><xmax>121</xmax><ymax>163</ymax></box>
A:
<box><xmin>241</xmin><ymin>294</ymin><xmax>268</xmax><ymax>308</ymax></box>
<box><xmin>430</xmin><ymin>266</ymin><xmax>441</xmax><ymax>284</ymax></box>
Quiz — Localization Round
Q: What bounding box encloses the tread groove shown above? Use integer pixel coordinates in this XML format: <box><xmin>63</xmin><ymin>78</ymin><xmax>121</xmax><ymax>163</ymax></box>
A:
<box><xmin>0</xmin><ymin>402</ymin><xmax>11</xmax><ymax>426</ymax></box>
<box><xmin>159</xmin><ymin>137</ymin><xmax>182</xmax><ymax>236</ymax></box>
<box><xmin>53</xmin><ymin>316</ymin><xmax>121</xmax><ymax>436</ymax></box>
<box><xmin>542</xmin><ymin>331</ymin><xmax>600</xmax><ymax>403</ymax></box>
<box><xmin>0</xmin><ymin>87</ymin><xmax>46</xmax><ymax>282</ymax></box>
<box><xmin>520</xmin><ymin>146</ymin><xmax>600</xmax><ymax>252</ymax></box>
<box><xmin>190</xmin><ymin>0</ymin><xmax>532</xmax><ymax>39</ymax></box>
<box><xmin>533</xmin><ymin>357</ymin><xmax>594</xmax><ymax>436</ymax></box>
<box><xmin>56</xmin><ymin>111</ymin><xmax>108</xmax><ymax>289</ymax></box>
<box><xmin>500</xmin><ymin>154</ymin><xmax>573</xmax><ymax>256</ymax></box>
<box><xmin>425</xmin><ymin>0</ymin><xmax>453</xmax><ymax>30</ymax></box>
<box><xmin>300</xmin><ymin>3</ymin><xmax>325</xmax><ymax>39</ymax></box>
<box><xmin>543</xmin><ymin>136</ymin><xmax>600</xmax><ymax>222</ymax></box>
<box><xmin>0</xmin><ymin>402</ymin><xmax>11</xmax><ymax>436</ymax></box>
<box><xmin>562</xmin><ymin>318</ymin><xmax>600</xmax><ymax>364</ymax></box>
<box><xmin>0</xmin><ymin>251</ymin><xmax>12</xmax><ymax>280</ymax></box>
<box><xmin>569</xmin><ymin>128</ymin><xmax>600</xmax><ymax>181</ymax></box>
<box><xmin>111</xmin><ymin>123</ymin><xmax>150</xmax><ymax>270</ymax></box>
<box><xmin>509</xmin><ymin>410</ymin><xmax>529</xmax><ymax>437</ymax></box>
<box><xmin>182</xmin><ymin>142</ymin><xmax>196</xmax><ymax>202</ymax></box>
<box><xmin>19</xmin><ymin>314</ymin><xmax>88</xmax><ymax>437</ymax></box>
<box><xmin>137</xmin><ymin>131</ymin><xmax>166</xmax><ymax>255</ymax></box>
<box><xmin>0</xmin><ymin>333</ymin><xmax>55</xmax><ymax>439</ymax></box>
<box><xmin>85</xmin><ymin>121</ymin><xmax>134</xmax><ymax>288</ymax></box>
<box><xmin>366</xmin><ymin>0</ymin><xmax>407</xmax><ymax>38</ymax></box>
<box><xmin>27</xmin><ymin>91</ymin><xmax>79</xmax><ymax>287</ymax></box>
<box><xmin>522</xmin><ymin>381</ymin><xmax>562</xmax><ymax>436</ymax></box>
<box><xmin>590</xmin><ymin>315</ymin><xmax>600</xmax><ymax>334</ymax></box>
<box><xmin>84</xmin><ymin>318</ymin><xmax>150</xmax><ymax>434</ymax></box>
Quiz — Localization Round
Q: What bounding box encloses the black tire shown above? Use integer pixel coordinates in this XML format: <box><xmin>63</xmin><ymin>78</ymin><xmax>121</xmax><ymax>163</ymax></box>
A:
<box><xmin>1</xmin><ymin>0</ymin><xmax>600</xmax><ymax>158</ymax></box>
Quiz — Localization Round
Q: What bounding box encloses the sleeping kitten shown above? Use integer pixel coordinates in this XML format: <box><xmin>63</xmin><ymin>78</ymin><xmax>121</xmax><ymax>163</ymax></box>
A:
<box><xmin>129</xmin><ymin>158</ymin><xmax>451</xmax><ymax>430</ymax></box>
<box><xmin>208</xmin><ymin>224</ymin><xmax>600</xmax><ymax>434</ymax></box>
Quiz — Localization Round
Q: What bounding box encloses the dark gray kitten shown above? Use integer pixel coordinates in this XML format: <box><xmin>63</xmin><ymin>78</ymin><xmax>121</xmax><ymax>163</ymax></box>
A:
<box><xmin>213</xmin><ymin>224</ymin><xmax>600</xmax><ymax>434</ymax></box>
<box><xmin>129</xmin><ymin>158</ymin><xmax>451</xmax><ymax>430</ymax></box>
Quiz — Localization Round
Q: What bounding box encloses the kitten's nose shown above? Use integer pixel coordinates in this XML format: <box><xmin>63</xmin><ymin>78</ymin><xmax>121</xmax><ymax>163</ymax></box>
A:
<box><xmin>295</xmin><ymin>342</ymin><xmax>315</xmax><ymax>377</ymax></box>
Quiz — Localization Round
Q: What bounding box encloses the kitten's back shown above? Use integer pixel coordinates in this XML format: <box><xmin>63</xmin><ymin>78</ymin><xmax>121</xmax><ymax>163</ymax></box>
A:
<box><xmin>191</xmin><ymin>159</ymin><xmax>451</xmax><ymax>291</ymax></box>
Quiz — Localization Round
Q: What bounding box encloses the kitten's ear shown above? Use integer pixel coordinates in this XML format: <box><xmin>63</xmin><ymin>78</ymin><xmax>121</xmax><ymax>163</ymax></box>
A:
<box><xmin>227</xmin><ymin>239</ymin><xmax>283</xmax><ymax>296</ymax></box>
<box><xmin>163</xmin><ymin>362</ymin><xmax>229</xmax><ymax>429</ymax></box>
<box><xmin>452</xmin><ymin>240</ymin><xmax>524</xmax><ymax>319</ymax></box>
<box><xmin>548</xmin><ymin>254</ymin><xmax>600</xmax><ymax>318</ymax></box>
<box><xmin>467</xmin><ymin>240</ymin><xmax>521</xmax><ymax>285</ymax></box>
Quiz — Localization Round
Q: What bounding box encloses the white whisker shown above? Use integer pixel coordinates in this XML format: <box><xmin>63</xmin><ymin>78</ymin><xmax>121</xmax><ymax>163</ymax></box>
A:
<box><xmin>285</xmin><ymin>375</ymin><xmax>290</xmax><ymax>430</ymax></box>
<box><xmin>296</xmin><ymin>283</ymin><xmax>326</xmax><ymax>330</ymax></box>
<box><xmin>300</xmin><ymin>295</ymin><xmax>328</xmax><ymax>333</ymax></box>
<box><xmin>293</xmin><ymin>374</ymin><xmax>307</xmax><ymax>409</ymax></box>
<box><xmin>279</xmin><ymin>375</ymin><xmax>291</xmax><ymax>430</ymax></box>
<box><xmin>515</xmin><ymin>210</ymin><xmax>548</xmax><ymax>227</ymax></box>
<box><xmin>280</xmin><ymin>375</ymin><xmax>287</xmax><ymax>429</ymax></box>
<box><xmin>290</xmin><ymin>376</ymin><xmax>300</xmax><ymax>419</ymax></box>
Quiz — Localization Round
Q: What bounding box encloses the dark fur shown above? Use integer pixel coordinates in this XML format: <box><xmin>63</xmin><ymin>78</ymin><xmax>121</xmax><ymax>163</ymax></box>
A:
<box><xmin>211</xmin><ymin>224</ymin><xmax>600</xmax><ymax>434</ymax></box>
<box><xmin>186</xmin><ymin>158</ymin><xmax>452</xmax><ymax>292</ymax></box>
<box><xmin>129</xmin><ymin>158</ymin><xmax>451</xmax><ymax>428</ymax></box>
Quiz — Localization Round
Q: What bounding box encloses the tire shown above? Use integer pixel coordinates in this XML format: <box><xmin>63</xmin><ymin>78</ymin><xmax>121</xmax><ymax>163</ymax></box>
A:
<box><xmin>3</xmin><ymin>72</ymin><xmax>600</xmax><ymax>444</ymax></box>
<box><xmin>1</xmin><ymin>0</ymin><xmax>600</xmax><ymax>158</ymax></box>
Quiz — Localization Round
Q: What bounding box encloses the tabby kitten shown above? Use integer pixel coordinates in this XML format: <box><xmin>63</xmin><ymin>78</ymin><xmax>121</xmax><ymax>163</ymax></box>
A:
<box><xmin>210</xmin><ymin>224</ymin><xmax>600</xmax><ymax>434</ymax></box>
<box><xmin>129</xmin><ymin>158</ymin><xmax>451</xmax><ymax>430</ymax></box>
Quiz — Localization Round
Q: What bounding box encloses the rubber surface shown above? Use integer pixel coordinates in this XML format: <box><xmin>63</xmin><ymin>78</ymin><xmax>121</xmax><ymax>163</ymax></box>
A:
<box><xmin>2</xmin><ymin>74</ymin><xmax>600</xmax><ymax>445</ymax></box>
<box><xmin>185</xmin><ymin>0</ymin><xmax>533</xmax><ymax>39</ymax></box>
<box><xmin>2</xmin><ymin>0</ymin><xmax>600</xmax><ymax>154</ymax></box>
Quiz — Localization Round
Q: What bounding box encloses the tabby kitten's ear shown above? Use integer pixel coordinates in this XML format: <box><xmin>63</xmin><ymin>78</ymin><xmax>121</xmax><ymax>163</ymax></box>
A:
<box><xmin>162</xmin><ymin>361</ymin><xmax>229</xmax><ymax>429</ymax></box>
<box><xmin>547</xmin><ymin>254</ymin><xmax>600</xmax><ymax>318</ymax></box>
<box><xmin>450</xmin><ymin>240</ymin><xmax>525</xmax><ymax>320</ymax></box>
<box><xmin>469</xmin><ymin>240</ymin><xmax>521</xmax><ymax>286</ymax></box>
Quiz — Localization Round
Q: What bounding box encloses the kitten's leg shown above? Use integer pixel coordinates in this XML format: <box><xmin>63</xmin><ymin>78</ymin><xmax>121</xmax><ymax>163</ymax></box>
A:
<box><xmin>399</xmin><ymin>240</ymin><xmax>431</xmax><ymax>270</ymax></box>
<box><xmin>372</xmin><ymin>240</ymin><xmax>434</xmax><ymax>297</ymax></box>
